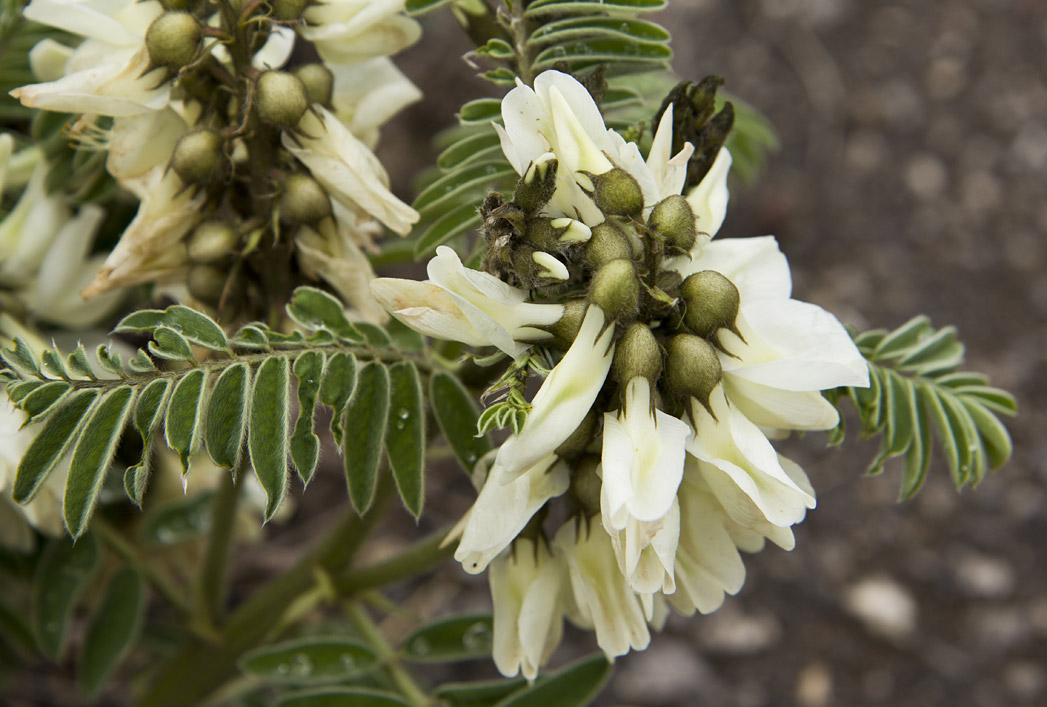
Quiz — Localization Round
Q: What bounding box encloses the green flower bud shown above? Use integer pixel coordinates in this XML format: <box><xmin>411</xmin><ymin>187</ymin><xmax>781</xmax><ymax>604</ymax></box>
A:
<box><xmin>279</xmin><ymin>173</ymin><xmax>331</xmax><ymax>223</ymax></box>
<box><xmin>555</xmin><ymin>405</ymin><xmax>600</xmax><ymax>458</ymax></box>
<box><xmin>648</xmin><ymin>194</ymin><xmax>697</xmax><ymax>252</ymax></box>
<box><xmin>546</xmin><ymin>298</ymin><xmax>587</xmax><ymax>345</ymax></box>
<box><xmin>585</xmin><ymin>219</ymin><xmax>633</xmax><ymax>269</ymax></box>
<box><xmin>579</xmin><ymin>166</ymin><xmax>644</xmax><ymax>218</ymax></box>
<box><xmin>568</xmin><ymin>455</ymin><xmax>602</xmax><ymax>518</ymax></box>
<box><xmin>613</xmin><ymin>323</ymin><xmax>662</xmax><ymax>384</ymax></box>
<box><xmin>187</xmin><ymin>264</ymin><xmax>228</xmax><ymax>304</ymax></box>
<box><xmin>514</xmin><ymin>156</ymin><xmax>558</xmax><ymax>214</ymax></box>
<box><xmin>680</xmin><ymin>270</ymin><xmax>740</xmax><ymax>339</ymax></box>
<box><xmin>256</xmin><ymin>71</ymin><xmax>309</xmax><ymax>128</ymax></box>
<box><xmin>294</xmin><ymin>63</ymin><xmax>334</xmax><ymax>106</ymax></box>
<box><xmin>665</xmin><ymin>334</ymin><xmax>722</xmax><ymax>414</ymax></box>
<box><xmin>158</xmin><ymin>0</ymin><xmax>191</xmax><ymax>10</ymax></box>
<box><xmin>523</xmin><ymin>218</ymin><xmax>563</xmax><ymax>252</ymax></box>
<box><xmin>145</xmin><ymin>11</ymin><xmax>202</xmax><ymax>69</ymax></box>
<box><xmin>588</xmin><ymin>258</ymin><xmax>639</xmax><ymax>322</ymax></box>
<box><xmin>170</xmin><ymin>129</ymin><xmax>225</xmax><ymax>185</ymax></box>
<box><xmin>270</xmin><ymin>0</ymin><xmax>309</xmax><ymax>21</ymax></box>
<box><xmin>187</xmin><ymin>221</ymin><xmax>238</xmax><ymax>264</ymax></box>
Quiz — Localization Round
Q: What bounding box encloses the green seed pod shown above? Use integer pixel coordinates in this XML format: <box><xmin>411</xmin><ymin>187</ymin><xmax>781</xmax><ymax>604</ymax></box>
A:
<box><xmin>580</xmin><ymin>166</ymin><xmax>644</xmax><ymax>218</ymax></box>
<box><xmin>280</xmin><ymin>174</ymin><xmax>331</xmax><ymax>223</ymax></box>
<box><xmin>665</xmin><ymin>334</ymin><xmax>722</xmax><ymax>414</ymax></box>
<box><xmin>568</xmin><ymin>455</ymin><xmax>603</xmax><ymax>518</ymax></box>
<box><xmin>170</xmin><ymin>129</ymin><xmax>225</xmax><ymax>185</ymax></box>
<box><xmin>680</xmin><ymin>270</ymin><xmax>741</xmax><ymax>339</ymax></box>
<box><xmin>255</xmin><ymin>71</ymin><xmax>309</xmax><ymax>128</ymax></box>
<box><xmin>585</xmin><ymin>219</ymin><xmax>633</xmax><ymax>269</ymax></box>
<box><xmin>145</xmin><ymin>12</ymin><xmax>202</xmax><ymax>69</ymax></box>
<box><xmin>270</xmin><ymin>0</ymin><xmax>309</xmax><ymax>21</ymax></box>
<box><xmin>555</xmin><ymin>405</ymin><xmax>600</xmax><ymax>458</ymax></box>
<box><xmin>187</xmin><ymin>264</ymin><xmax>227</xmax><ymax>304</ymax></box>
<box><xmin>514</xmin><ymin>156</ymin><xmax>558</xmax><ymax>214</ymax></box>
<box><xmin>648</xmin><ymin>194</ymin><xmax>697</xmax><ymax>252</ymax></box>
<box><xmin>294</xmin><ymin>63</ymin><xmax>334</xmax><ymax>106</ymax></box>
<box><xmin>588</xmin><ymin>258</ymin><xmax>639</xmax><ymax>322</ymax></box>
<box><xmin>546</xmin><ymin>298</ymin><xmax>587</xmax><ymax>345</ymax></box>
<box><xmin>187</xmin><ymin>221</ymin><xmax>238</xmax><ymax>264</ymax></box>
<box><xmin>613</xmin><ymin>323</ymin><xmax>662</xmax><ymax>384</ymax></box>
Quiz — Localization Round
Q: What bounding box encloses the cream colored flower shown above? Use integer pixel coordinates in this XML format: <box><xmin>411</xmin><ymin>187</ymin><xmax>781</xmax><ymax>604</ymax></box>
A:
<box><xmin>301</xmin><ymin>0</ymin><xmax>421</xmax><ymax>66</ymax></box>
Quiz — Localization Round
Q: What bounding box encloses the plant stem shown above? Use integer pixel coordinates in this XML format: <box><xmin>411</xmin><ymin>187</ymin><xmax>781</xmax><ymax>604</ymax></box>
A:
<box><xmin>344</xmin><ymin>601</ymin><xmax>430</xmax><ymax>707</ymax></box>
<box><xmin>333</xmin><ymin>526</ymin><xmax>453</xmax><ymax>595</ymax></box>
<box><xmin>91</xmin><ymin>517</ymin><xmax>192</xmax><ymax>617</ymax></box>
<box><xmin>136</xmin><ymin>476</ymin><xmax>394</xmax><ymax>707</ymax></box>
<box><xmin>193</xmin><ymin>465</ymin><xmax>243</xmax><ymax>628</ymax></box>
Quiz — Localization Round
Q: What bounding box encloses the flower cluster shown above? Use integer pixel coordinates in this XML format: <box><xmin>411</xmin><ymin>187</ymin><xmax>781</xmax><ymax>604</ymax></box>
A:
<box><xmin>9</xmin><ymin>0</ymin><xmax>421</xmax><ymax>320</ymax></box>
<box><xmin>373</xmin><ymin>70</ymin><xmax>868</xmax><ymax>678</ymax></box>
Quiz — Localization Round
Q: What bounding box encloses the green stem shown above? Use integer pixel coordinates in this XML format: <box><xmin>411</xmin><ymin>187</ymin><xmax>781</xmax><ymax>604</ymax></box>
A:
<box><xmin>193</xmin><ymin>466</ymin><xmax>243</xmax><ymax>628</ymax></box>
<box><xmin>91</xmin><ymin>517</ymin><xmax>192</xmax><ymax>617</ymax></box>
<box><xmin>333</xmin><ymin>526</ymin><xmax>453</xmax><ymax>595</ymax></box>
<box><xmin>344</xmin><ymin>601</ymin><xmax>430</xmax><ymax>707</ymax></box>
<box><xmin>136</xmin><ymin>477</ymin><xmax>394</xmax><ymax>707</ymax></box>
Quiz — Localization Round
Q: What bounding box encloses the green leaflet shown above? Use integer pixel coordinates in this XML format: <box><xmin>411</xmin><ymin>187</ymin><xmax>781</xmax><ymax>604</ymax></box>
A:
<box><xmin>2</xmin><ymin>336</ymin><xmax>41</xmax><ymax>376</ymax></box>
<box><xmin>430</xmin><ymin>372</ymin><xmax>491</xmax><ymax>473</ymax></box>
<box><xmin>414</xmin><ymin>202</ymin><xmax>484</xmax><ymax>258</ymax></box>
<box><xmin>319</xmin><ymin>352</ymin><xmax>358</xmax><ymax>446</ymax></box>
<box><xmin>342</xmin><ymin>362</ymin><xmax>390</xmax><ymax>514</ymax></box>
<box><xmin>414</xmin><ymin>162</ymin><xmax>517</xmax><ymax>218</ymax></box>
<box><xmin>286</xmin><ymin>287</ymin><xmax>362</xmax><ymax>342</ymax></box>
<box><xmin>113</xmin><ymin>309</ymin><xmax>166</xmax><ymax>334</ymax></box>
<box><xmin>165</xmin><ymin>368</ymin><xmax>208</xmax><ymax>473</ymax></box>
<box><xmin>78</xmin><ymin>567</ymin><xmax>145</xmax><ymax>698</ymax></box>
<box><xmin>531</xmin><ymin>37</ymin><xmax>673</xmax><ymax>74</ymax></box>
<box><xmin>291</xmin><ymin>351</ymin><xmax>325</xmax><ymax>485</ymax></box>
<box><xmin>64</xmin><ymin>385</ymin><xmax>135</xmax><ymax>538</ymax></box>
<box><xmin>433</xmin><ymin>677</ymin><xmax>528</xmax><ymax>707</ymax></box>
<box><xmin>126</xmin><ymin>378</ymin><xmax>172</xmax><ymax>506</ymax></box>
<box><xmin>205</xmin><ymin>362</ymin><xmax>251</xmax><ymax>470</ymax></box>
<box><xmin>239</xmin><ymin>637</ymin><xmax>377</xmax><ymax>684</ymax></box>
<box><xmin>67</xmin><ymin>345</ymin><xmax>96</xmax><ymax>380</ymax></box>
<box><xmin>437</xmin><ymin>131</ymin><xmax>502</xmax><ymax>170</ymax></box>
<box><xmin>32</xmin><ymin>533</ymin><xmax>100</xmax><ymax>662</ymax></box>
<box><xmin>386</xmin><ymin>362</ymin><xmax>425</xmax><ymax>518</ymax></box>
<box><xmin>526</xmin><ymin>16</ymin><xmax>671</xmax><ymax>47</ymax></box>
<box><xmin>250</xmin><ymin>356</ymin><xmax>290</xmax><ymax>521</ymax></box>
<box><xmin>402</xmin><ymin>614</ymin><xmax>493</xmax><ymax>663</ymax></box>
<box><xmin>163</xmin><ymin>305</ymin><xmax>229</xmax><ymax>351</ymax></box>
<box><xmin>492</xmin><ymin>654</ymin><xmax>612</xmax><ymax>707</ymax></box>
<box><xmin>457</xmin><ymin>98</ymin><xmax>502</xmax><ymax>124</ymax></box>
<box><xmin>19</xmin><ymin>380</ymin><xmax>71</xmax><ymax>422</ymax></box>
<box><xmin>95</xmin><ymin>345</ymin><xmax>123</xmax><ymax>377</ymax></box>
<box><xmin>148</xmin><ymin>326</ymin><xmax>194</xmax><ymax>362</ymax></box>
<box><xmin>41</xmin><ymin>349</ymin><xmax>68</xmax><ymax>379</ymax></box>
<box><xmin>13</xmin><ymin>389</ymin><xmax>99</xmax><ymax>504</ymax></box>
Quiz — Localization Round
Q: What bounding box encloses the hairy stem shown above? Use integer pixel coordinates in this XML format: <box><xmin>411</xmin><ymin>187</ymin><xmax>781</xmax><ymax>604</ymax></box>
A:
<box><xmin>193</xmin><ymin>465</ymin><xmax>243</xmax><ymax>628</ymax></box>
<box><xmin>333</xmin><ymin>526</ymin><xmax>454</xmax><ymax>595</ymax></box>
<box><xmin>344</xmin><ymin>601</ymin><xmax>430</xmax><ymax>707</ymax></box>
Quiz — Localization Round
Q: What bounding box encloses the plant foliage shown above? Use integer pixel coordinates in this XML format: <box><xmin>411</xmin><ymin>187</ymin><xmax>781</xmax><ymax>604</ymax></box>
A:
<box><xmin>826</xmin><ymin>316</ymin><xmax>1017</xmax><ymax>500</ymax></box>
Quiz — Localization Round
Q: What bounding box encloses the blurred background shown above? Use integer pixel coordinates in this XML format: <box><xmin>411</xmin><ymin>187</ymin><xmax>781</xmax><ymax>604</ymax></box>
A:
<box><xmin>374</xmin><ymin>1</ymin><xmax>1047</xmax><ymax>705</ymax></box>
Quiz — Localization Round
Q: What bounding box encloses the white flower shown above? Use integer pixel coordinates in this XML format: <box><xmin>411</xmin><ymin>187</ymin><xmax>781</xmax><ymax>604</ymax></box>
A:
<box><xmin>284</xmin><ymin>107</ymin><xmax>418</xmax><ymax>236</ymax></box>
<box><xmin>294</xmin><ymin>206</ymin><xmax>388</xmax><ymax>324</ymax></box>
<box><xmin>489</xmin><ymin>537</ymin><xmax>566</xmax><ymax>680</ymax></box>
<box><xmin>452</xmin><ymin>455</ymin><xmax>569</xmax><ymax>575</ymax></box>
<box><xmin>371</xmin><ymin>246</ymin><xmax>563</xmax><ymax>359</ymax></box>
<box><xmin>330</xmin><ymin>57</ymin><xmax>422</xmax><ymax>148</ymax></box>
<box><xmin>12</xmin><ymin>0</ymin><xmax>169</xmax><ymax>117</ymax></box>
<box><xmin>301</xmin><ymin>0</ymin><xmax>421</xmax><ymax>66</ymax></box>
<box><xmin>82</xmin><ymin>166</ymin><xmax>204</xmax><ymax>296</ymax></box>
<box><xmin>106</xmin><ymin>105</ymin><xmax>190</xmax><ymax>181</ymax></box>
<box><xmin>497</xmin><ymin>70</ymin><xmax>694</xmax><ymax>225</ymax></box>
<box><xmin>555</xmin><ymin>515</ymin><xmax>650</xmax><ymax>660</ymax></box>
<box><xmin>601</xmin><ymin>496</ymin><xmax>680</xmax><ymax>596</ymax></box>
<box><xmin>685</xmin><ymin>384</ymin><xmax>816</xmax><ymax>529</ymax></box>
<box><xmin>0</xmin><ymin>161</ymin><xmax>69</xmax><ymax>285</ymax></box>
<box><xmin>493</xmin><ymin>305</ymin><xmax>615</xmax><ymax>480</ymax></box>
<box><xmin>685</xmin><ymin>147</ymin><xmax>732</xmax><ymax>239</ymax></box>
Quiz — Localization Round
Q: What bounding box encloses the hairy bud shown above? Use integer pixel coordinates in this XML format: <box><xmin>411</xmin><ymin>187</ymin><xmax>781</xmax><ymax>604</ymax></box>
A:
<box><xmin>585</xmin><ymin>219</ymin><xmax>633</xmax><ymax>269</ymax></box>
<box><xmin>613</xmin><ymin>323</ymin><xmax>662</xmax><ymax>384</ymax></box>
<box><xmin>665</xmin><ymin>334</ymin><xmax>722</xmax><ymax>414</ymax></box>
<box><xmin>589</xmin><ymin>258</ymin><xmax>639</xmax><ymax>322</ymax></box>
<box><xmin>256</xmin><ymin>71</ymin><xmax>309</xmax><ymax>128</ymax></box>
<box><xmin>170</xmin><ymin>129</ymin><xmax>225</xmax><ymax>185</ymax></box>
<box><xmin>271</xmin><ymin>0</ymin><xmax>309</xmax><ymax>21</ymax></box>
<box><xmin>187</xmin><ymin>221</ymin><xmax>238</xmax><ymax>264</ymax></box>
<box><xmin>280</xmin><ymin>174</ymin><xmax>331</xmax><ymax>223</ymax></box>
<box><xmin>546</xmin><ymin>298</ymin><xmax>587</xmax><ymax>345</ymax></box>
<box><xmin>579</xmin><ymin>166</ymin><xmax>644</xmax><ymax>218</ymax></box>
<box><xmin>680</xmin><ymin>270</ymin><xmax>740</xmax><ymax>339</ymax></box>
<box><xmin>145</xmin><ymin>12</ymin><xmax>202</xmax><ymax>69</ymax></box>
<box><xmin>648</xmin><ymin>194</ymin><xmax>697</xmax><ymax>252</ymax></box>
<box><xmin>514</xmin><ymin>155</ymin><xmax>558</xmax><ymax>214</ymax></box>
<box><xmin>294</xmin><ymin>64</ymin><xmax>334</xmax><ymax>106</ymax></box>
<box><xmin>187</xmin><ymin>264</ymin><xmax>227</xmax><ymax>304</ymax></box>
